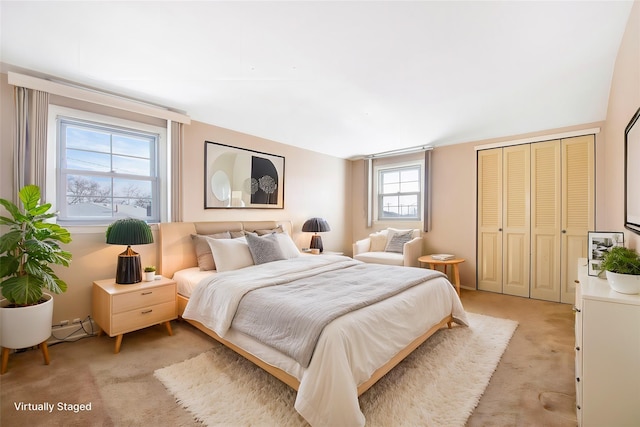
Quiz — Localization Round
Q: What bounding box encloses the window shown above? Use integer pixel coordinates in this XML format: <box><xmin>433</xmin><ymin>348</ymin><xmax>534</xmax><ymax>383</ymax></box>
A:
<box><xmin>56</xmin><ymin>117</ymin><xmax>161</xmax><ymax>223</ymax></box>
<box><xmin>377</xmin><ymin>164</ymin><xmax>421</xmax><ymax>220</ymax></box>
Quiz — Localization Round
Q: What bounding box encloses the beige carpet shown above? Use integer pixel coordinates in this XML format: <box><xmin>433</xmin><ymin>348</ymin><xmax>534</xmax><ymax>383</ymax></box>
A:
<box><xmin>155</xmin><ymin>312</ymin><xmax>518</xmax><ymax>426</ymax></box>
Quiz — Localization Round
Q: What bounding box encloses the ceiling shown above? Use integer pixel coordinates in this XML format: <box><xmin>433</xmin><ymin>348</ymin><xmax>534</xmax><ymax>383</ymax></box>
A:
<box><xmin>0</xmin><ymin>1</ymin><xmax>634</xmax><ymax>159</ymax></box>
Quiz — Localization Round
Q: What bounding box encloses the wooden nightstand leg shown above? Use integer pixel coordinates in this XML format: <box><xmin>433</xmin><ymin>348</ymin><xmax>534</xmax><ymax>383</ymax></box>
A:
<box><xmin>1</xmin><ymin>347</ymin><xmax>10</xmax><ymax>375</ymax></box>
<box><xmin>114</xmin><ymin>334</ymin><xmax>123</xmax><ymax>354</ymax></box>
<box><xmin>164</xmin><ymin>321</ymin><xmax>173</xmax><ymax>336</ymax></box>
<box><xmin>40</xmin><ymin>341</ymin><xmax>50</xmax><ymax>365</ymax></box>
<box><xmin>453</xmin><ymin>265</ymin><xmax>461</xmax><ymax>296</ymax></box>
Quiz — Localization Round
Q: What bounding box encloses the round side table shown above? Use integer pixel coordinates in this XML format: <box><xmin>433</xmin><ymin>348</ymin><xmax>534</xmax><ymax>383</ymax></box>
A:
<box><xmin>418</xmin><ymin>255</ymin><xmax>465</xmax><ymax>296</ymax></box>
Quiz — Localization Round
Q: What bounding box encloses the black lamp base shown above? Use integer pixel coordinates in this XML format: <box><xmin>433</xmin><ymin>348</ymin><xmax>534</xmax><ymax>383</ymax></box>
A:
<box><xmin>116</xmin><ymin>246</ymin><xmax>142</xmax><ymax>284</ymax></box>
<box><xmin>310</xmin><ymin>235</ymin><xmax>324</xmax><ymax>253</ymax></box>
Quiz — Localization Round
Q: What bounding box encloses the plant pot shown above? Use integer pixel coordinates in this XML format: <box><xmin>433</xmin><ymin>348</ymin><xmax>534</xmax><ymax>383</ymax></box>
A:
<box><xmin>0</xmin><ymin>293</ymin><xmax>53</xmax><ymax>349</ymax></box>
<box><xmin>606</xmin><ymin>271</ymin><xmax>640</xmax><ymax>295</ymax></box>
<box><xmin>143</xmin><ymin>272</ymin><xmax>155</xmax><ymax>282</ymax></box>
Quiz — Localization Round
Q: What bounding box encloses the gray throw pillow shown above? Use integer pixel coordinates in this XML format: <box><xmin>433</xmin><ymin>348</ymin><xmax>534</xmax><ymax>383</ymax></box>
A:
<box><xmin>384</xmin><ymin>231</ymin><xmax>413</xmax><ymax>253</ymax></box>
<box><xmin>245</xmin><ymin>232</ymin><xmax>286</xmax><ymax>265</ymax></box>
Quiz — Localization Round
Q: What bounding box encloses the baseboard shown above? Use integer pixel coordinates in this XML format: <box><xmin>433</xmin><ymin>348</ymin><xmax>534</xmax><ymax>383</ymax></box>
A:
<box><xmin>48</xmin><ymin>318</ymin><xmax>98</xmax><ymax>344</ymax></box>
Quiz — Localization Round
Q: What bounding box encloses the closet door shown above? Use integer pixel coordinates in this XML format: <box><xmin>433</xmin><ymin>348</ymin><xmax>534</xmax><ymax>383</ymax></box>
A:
<box><xmin>530</xmin><ymin>140</ymin><xmax>562</xmax><ymax>301</ymax></box>
<box><xmin>502</xmin><ymin>145</ymin><xmax>530</xmax><ymax>297</ymax></box>
<box><xmin>561</xmin><ymin>135</ymin><xmax>594</xmax><ymax>304</ymax></box>
<box><xmin>477</xmin><ymin>148</ymin><xmax>503</xmax><ymax>293</ymax></box>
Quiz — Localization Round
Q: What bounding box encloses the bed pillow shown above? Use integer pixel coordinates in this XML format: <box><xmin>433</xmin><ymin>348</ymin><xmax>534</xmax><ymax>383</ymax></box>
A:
<box><xmin>388</xmin><ymin>227</ymin><xmax>421</xmax><ymax>239</ymax></box>
<box><xmin>274</xmin><ymin>233</ymin><xmax>300</xmax><ymax>259</ymax></box>
<box><xmin>369</xmin><ymin>232</ymin><xmax>388</xmax><ymax>252</ymax></box>
<box><xmin>191</xmin><ymin>232</ymin><xmax>232</xmax><ymax>270</ymax></box>
<box><xmin>253</xmin><ymin>225</ymin><xmax>284</xmax><ymax>235</ymax></box>
<box><xmin>207</xmin><ymin>236</ymin><xmax>254</xmax><ymax>272</ymax></box>
<box><xmin>245</xmin><ymin>232</ymin><xmax>286</xmax><ymax>265</ymax></box>
<box><xmin>384</xmin><ymin>230</ymin><xmax>414</xmax><ymax>253</ymax></box>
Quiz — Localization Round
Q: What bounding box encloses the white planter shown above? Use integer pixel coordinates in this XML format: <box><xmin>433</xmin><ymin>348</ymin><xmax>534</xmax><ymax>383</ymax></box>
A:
<box><xmin>606</xmin><ymin>271</ymin><xmax>640</xmax><ymax>295</ymax></box>
<box><xmin>0</xmin><ymin>293</ymin><xmax>53</xmax><ymax>349</ymax></box>
<box><xmin>143</xmin><ymin>272</ymin><xmax>156</xmax><ymax>282</ymax></box>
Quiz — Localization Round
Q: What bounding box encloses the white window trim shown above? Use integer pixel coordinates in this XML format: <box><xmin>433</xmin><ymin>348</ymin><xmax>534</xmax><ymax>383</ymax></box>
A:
<box><xmin>373</xmin><ymin>159</ymin><xmax>424</xmax><ymax>226</ymax></box>
<box><xmin>47</xmin><ymin>105</ymin><xmax>168</xmax><ymax>225</ymax></box>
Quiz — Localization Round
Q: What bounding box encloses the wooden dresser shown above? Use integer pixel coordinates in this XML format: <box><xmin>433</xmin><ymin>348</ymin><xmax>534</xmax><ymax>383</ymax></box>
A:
<box><xmin>575</xmin><ymin>259</ymin><xmax>640</xmax><ymax>426</ymax></box>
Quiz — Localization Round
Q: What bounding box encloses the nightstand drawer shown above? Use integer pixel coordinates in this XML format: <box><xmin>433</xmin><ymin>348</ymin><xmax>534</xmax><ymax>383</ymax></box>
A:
<box><xmin>112</xmin><ymin>284</ymin><xmax>175</xmax><ymax>314</ymax></box>
<box><xmin>111</xmin><ymin>301</ymin><xmax>176</xmax><ymax>335</ymax></box>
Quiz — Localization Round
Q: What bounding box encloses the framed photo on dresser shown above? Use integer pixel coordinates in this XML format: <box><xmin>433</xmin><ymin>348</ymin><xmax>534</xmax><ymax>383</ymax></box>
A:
<box><xmin>587</xmin><ymin>231</ymin><xmax>624</xmax><ymax>276</ymax></box>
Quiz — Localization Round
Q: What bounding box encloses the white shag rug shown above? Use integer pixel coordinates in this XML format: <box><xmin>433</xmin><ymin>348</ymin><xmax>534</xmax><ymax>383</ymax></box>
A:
<box><xmin>154</xmin><ymin>312</ymin><xmax>517</xmax><ymax>427</ymax></box>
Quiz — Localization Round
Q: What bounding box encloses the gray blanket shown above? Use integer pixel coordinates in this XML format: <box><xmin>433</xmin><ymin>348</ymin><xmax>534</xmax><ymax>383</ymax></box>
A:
<box><xmin>232</xmin><ymin>262</ymin><xmax>446</xmax><ymax>368</ymax></box>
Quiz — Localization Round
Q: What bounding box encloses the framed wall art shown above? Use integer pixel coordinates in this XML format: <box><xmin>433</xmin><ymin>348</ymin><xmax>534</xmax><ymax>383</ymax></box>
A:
<box><xmin>204</xmin><ymin>141</ymin><xmax>285</xmax><ymax>209</ymax></box>
<box><xmin>587</xmin><ymin>231</ymin><xmax>625</xmax><ymax>276</ymax></box>
<box><xmin>625</xmin><ymin>107</ymin><xmax>640</xmax><ymax>235</ymax></box>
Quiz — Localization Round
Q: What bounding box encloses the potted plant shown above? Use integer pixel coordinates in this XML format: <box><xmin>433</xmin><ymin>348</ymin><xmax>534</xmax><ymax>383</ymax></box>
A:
<box><xmin>0</xmin><ymin>185</ymin><xmax>72</xmax><ymax>361</ymax></box>
<box><xmin>599</xmin><ymin>246</ymin><xmax>640</xmax><ymax>294</ymax></box>
<box><xmin>143</xmin><ymin>266</ymin><xmax>156</xmax><ymax>282</ymax></box>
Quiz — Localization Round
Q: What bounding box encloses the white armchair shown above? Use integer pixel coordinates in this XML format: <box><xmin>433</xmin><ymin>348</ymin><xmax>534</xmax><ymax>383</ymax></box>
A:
<box><xmin>352</xmin><ymin>228</ymin><xmax>423</xmax><ymax>267</ymax></box>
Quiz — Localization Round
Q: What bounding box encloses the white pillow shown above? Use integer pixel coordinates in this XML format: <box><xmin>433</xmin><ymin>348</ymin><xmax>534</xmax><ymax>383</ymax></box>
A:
<box><xmin>207</xmin><ymin>236</ymin><xmax>254</xmax><ymax>272</ymax></box>
<box><xmin>274</xmin><ymin>233</ymin><xmax>300</xmax><ymax>259</ymax></box>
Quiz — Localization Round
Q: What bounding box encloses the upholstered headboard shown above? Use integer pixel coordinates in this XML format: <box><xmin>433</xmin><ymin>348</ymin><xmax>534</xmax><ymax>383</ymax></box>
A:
<box><xmin>157</xmin><ymin>220</ymin><xmax>293</xmax><ymax>279</ymax></box>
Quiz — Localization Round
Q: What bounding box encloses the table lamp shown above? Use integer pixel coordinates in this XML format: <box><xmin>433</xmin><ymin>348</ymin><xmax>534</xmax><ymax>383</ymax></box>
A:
<box><xmin>302</xmin><ymin>217</ymin><xmax>330</xmax><ymax>253</ymax></box>
<box><xmin>105</xmin><ymin>218</ymin><xmax>154</xmax><ymax>284</ymax></box>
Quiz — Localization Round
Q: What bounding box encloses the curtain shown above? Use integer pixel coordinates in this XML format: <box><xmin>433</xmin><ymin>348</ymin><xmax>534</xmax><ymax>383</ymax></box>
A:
<box><xmin>31</xmin><ymin>90</ymin><xmax>49</xmax><ymax>196</ymax></box>
<box><xmin>13</xmin><ymin>87</ymin><xmax>28</xmax><ymax>203</ymax></box>
<box><xmin>170</xmin><ymin>121</ymin><xmax>183</xmax><ymax>222</ymax></box>
<box><xmin>423</xmin><ymin>149</ymin><xmax>432</xmax><ymax>232</ymax></box>
<box><xmin>365</xmin><ymin>158</ymin><xmax>373</xmax><ymax>228</ymax></box>
<box><xmin>13</xmin><ymin>87</ymin><xmax>49</xmax><ymax>202</ymax></box>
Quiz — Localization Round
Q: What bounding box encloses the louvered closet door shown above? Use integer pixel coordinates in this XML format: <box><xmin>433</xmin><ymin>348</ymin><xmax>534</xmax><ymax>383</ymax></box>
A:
<box><xmin>477</xmin><ymin>148</ymin><xmax>503</xmax><ymax>293</ymax></box>
<box><xmin>502</xmin><ymin>145</ymin><xmax>530</xmax><ymax>297</ymax></box>
<box><xmin>561</xmin><ymin>135</ymin><xmax>594</xmax><ymax>304</ymax></box>
<box><xmin>531</xmin><ymin>140</ymin><xmax>562</xmax><ymax>301</ymax></box>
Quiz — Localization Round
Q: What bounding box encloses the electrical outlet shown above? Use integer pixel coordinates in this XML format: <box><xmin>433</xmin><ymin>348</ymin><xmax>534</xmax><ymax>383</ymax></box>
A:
<box><xmin>60</xmin><ymin>320</ymin><xmax>69</xmax><ymax>326</ymax></box>
<box><xmin>72</xmin><ymin>318</ymin><xmax>81</xmax><ymax>324</ymax></box>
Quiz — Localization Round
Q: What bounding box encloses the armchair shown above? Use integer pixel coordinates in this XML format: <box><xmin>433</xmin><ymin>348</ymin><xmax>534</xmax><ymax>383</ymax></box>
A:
<box><xmin>352</xmin><ymin>228</ymin><xmax>423</xmax><ymax>267</ymax></box>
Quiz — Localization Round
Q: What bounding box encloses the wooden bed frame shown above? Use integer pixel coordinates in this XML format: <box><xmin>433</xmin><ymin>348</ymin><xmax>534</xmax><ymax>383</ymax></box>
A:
<box><xmin>158</xmin><ymin>220</ymin><xmax>453</xmax><ymax>396</ymax></box>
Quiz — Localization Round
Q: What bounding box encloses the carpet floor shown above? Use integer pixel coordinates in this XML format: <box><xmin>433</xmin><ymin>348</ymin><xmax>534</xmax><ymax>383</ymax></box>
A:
<box><xmin>0</xmin><ymin>290</ymin><xmax>577</xmax><ymax>426</ymax></box>
<box><xmin>155</xmin><ymin>313</ymin><xmax>517</xmax><ymax>427</ymax></box>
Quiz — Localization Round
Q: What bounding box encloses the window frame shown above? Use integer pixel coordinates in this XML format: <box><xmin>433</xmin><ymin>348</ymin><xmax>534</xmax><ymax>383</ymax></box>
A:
<box><xmin>47</xmin><ymin>106</ymin><xmax>168</xmax><ymax>225</ymax></box>
<box><xmin>374</xmin><ymin>161</ymin><xmax>423</xmax><ymax>222</ymax></box>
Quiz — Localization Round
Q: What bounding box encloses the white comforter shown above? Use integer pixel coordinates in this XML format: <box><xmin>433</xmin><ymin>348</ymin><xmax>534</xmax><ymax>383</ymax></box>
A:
<box><xmin>183</xmin><ymin>255</ymin><xmax>468</xmax><ymax>426</ymax></box>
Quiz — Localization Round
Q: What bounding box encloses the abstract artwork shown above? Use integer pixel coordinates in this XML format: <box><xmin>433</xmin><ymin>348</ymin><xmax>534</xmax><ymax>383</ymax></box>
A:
<box><xmin>205</xmin><ymin>141</ymin><xmax>284</xmax><ymax>209</ymax></box>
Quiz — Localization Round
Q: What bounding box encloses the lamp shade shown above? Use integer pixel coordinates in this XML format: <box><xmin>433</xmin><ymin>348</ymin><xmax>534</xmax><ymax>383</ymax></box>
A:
<box><xmin>301</xmin><ymin>218</ymin><xmax>330</xmax><ymax>233</ymax></box>
<box><xmin>106</xmin><ymin>218</ymin><xmax>153</xmax><ymax>285</ymax></box>
<box><xmin>302</xmin><ymin>218</ymin><xmax>330</xmax><ymax>253</ymax></box>
<box><xmin>106</xmin><ymin>218</ymin><xmax>154</xmax><ymax>245</ymax></box>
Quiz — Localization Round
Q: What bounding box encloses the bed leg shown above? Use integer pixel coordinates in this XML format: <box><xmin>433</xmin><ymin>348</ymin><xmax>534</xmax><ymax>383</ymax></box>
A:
<box><xmin>447</xmin><ymin>321</ymin><xmax>452</xmax><ymax>329</ymax></box>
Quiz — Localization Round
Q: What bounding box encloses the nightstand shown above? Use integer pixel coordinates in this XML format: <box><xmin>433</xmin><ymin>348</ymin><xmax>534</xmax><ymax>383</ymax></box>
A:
<box><xmin>92</xmin><ymin>277</ymin><xmax>177</xmax><ymax>353</ymax></box>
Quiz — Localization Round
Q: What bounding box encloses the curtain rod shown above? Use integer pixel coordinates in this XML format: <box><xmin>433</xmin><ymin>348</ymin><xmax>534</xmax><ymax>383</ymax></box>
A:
<box><xmin>8</xmin><ymin>71</ymin><xmax>191</xmax><ymax>124</ymax></box>
<box><xmin>365</xmin><ymin>145</ymin><xmax>433</xmax><ymax>159</ymax></box>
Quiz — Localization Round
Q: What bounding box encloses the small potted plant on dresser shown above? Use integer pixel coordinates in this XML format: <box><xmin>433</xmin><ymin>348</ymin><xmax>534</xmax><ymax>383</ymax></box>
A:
<box><xmin>143</xmin><ymin>266</ymin><xmax>156</xmax><ymax>282</ymax></box>
<box><xmin>599</xmin><ymin>246</ymin><xmax>640</xmax><ymax>294</ymax></box>
<box><xmin>0</xmin><ymin>185</ymin><xmax>72</xmax><ymax>374</ymax></box>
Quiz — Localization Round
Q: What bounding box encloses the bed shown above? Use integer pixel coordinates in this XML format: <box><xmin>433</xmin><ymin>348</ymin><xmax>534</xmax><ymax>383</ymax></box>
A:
<box><xmin>158</xmin><ymin>220</ymin><xmax>468</xmax><ymax>426</ymax></box>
